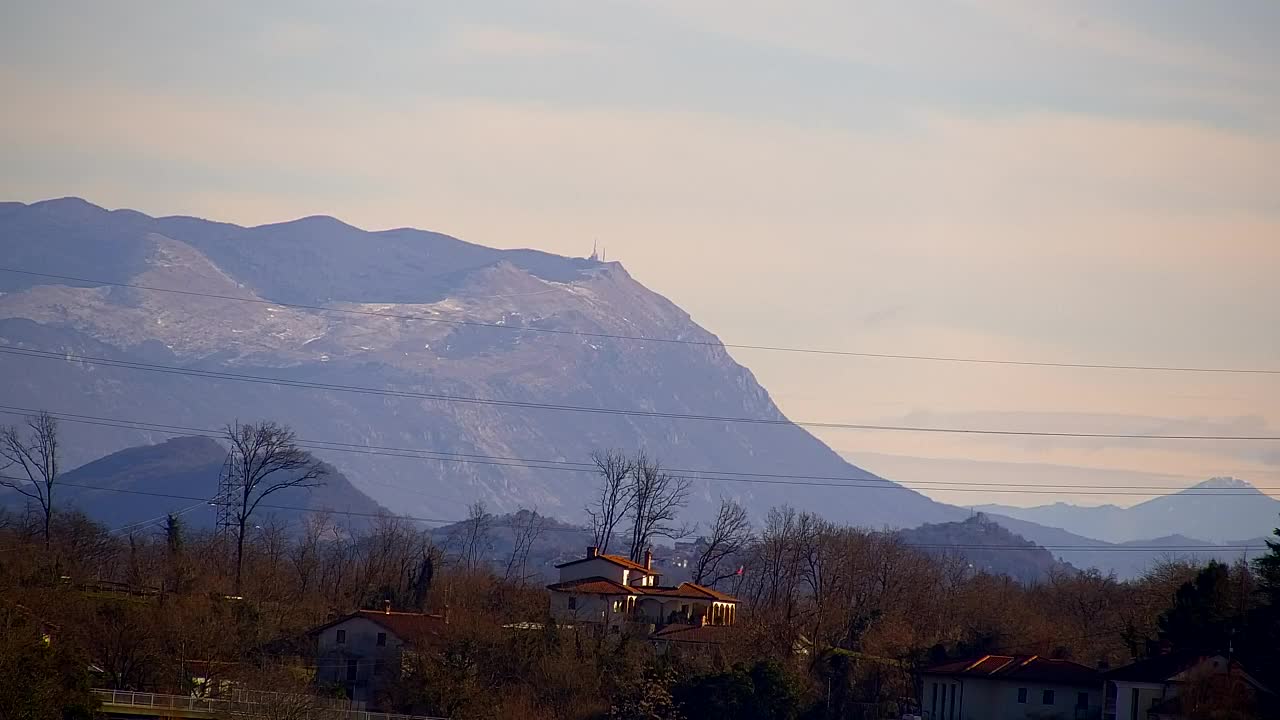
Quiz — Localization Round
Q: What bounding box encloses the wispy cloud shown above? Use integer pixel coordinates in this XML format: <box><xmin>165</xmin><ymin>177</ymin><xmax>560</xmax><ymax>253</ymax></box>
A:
<box><xmin>434</xmin><ymin>24</ymin><xmax>602</xmax><ymax>62</ymax></box>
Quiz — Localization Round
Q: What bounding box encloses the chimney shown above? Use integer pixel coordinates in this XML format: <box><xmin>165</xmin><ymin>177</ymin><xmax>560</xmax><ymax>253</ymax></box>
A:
<box><xmin>587</xmin><ymin>546</ymin><xmax>599</xmax><ymax>558</ymax></box>
<box><xmin>644</xmin><ymin>547</ymin><xmax>653</xmax><ymax>571</ymax></box>
<box><xmin>383</xmin><ymin>599</ymin><xmax>392</xmax><ymax>614</ymax></box>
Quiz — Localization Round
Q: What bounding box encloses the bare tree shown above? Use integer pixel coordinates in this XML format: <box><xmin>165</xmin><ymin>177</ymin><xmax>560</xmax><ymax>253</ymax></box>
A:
<box><xmin>0</xmin><ymin>411</ymin><xmax>59</xmax><ymax>548</ymax></box>
<box><xmin>222</xmin><ymin>420</ymin><xmax>326</xmax><ymax>595</ymax></box>
<box><xmin>454</xmin><ymin>500</ymin><xmax>493</xmax><ymax>572</ymax></box>
<box><xmin>585</xmin><ymin>450</ymin><xmax>635</xmax><ymax>554</ymax></box>
<box><xmin>625</xmin><ymin>454</ymin><xmax>691</xmax><ymax>563</ymax></box>
<box><xmin>691</xmin><ymin>498</ymin><xmax>752</xmax><ymax>587</ymax></box>
<box><xmin>504</xmin><ymin>508</ymin><xmax>547</xmax><ymax>585</ymax></box>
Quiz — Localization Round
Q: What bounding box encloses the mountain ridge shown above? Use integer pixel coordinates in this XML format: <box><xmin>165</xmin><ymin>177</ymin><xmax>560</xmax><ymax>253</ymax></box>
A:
<box><xmin>0</xmin><ymin>197</ymin><xmax>960</xmax><ymax>530</ymax></box>
<box><xmin>977</xmin><ymin>476</ymin><xmax>1280</xmax><ymax>544</ymax></box>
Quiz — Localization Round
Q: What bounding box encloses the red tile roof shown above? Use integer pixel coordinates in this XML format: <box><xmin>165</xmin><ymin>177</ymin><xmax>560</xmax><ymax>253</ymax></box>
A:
<box><xmin>309</xmin><ymin>609</ymin><xmax>448</xmax><ymax>643</ymax></box>
<box><xmin>636</xmin><ymin>583</ymin><xmax>738</xmax><ymax>602</ymax></box>
<box><xmin>546</xmin><ymin>578</ymin><xmax>738</xmax><ymax>603</ymax></box>
<box><xmin>555</xmin><ymin>553</ymin><xmax>657</xmax><ymax>573</ymax></box>
<box><xmin>683</xmin><ymin>582</ymin><xmax>737</xmax><ymax>602</ymax></box>
<box><xmin>923</xmin><ymin>655</ymin><xmax>1098</xmax><ymax>685</ymax></box>
<box><xmin>546</xmin><ymin>577</ymin><xmax>634</xmax><ymax>595</ymax></box>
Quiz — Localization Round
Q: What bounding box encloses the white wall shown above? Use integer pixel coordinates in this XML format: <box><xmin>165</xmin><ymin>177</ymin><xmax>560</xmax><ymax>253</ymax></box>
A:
<box><xmin>315</xmin><ymin>616</ymin><xmax>403</xmax><ymax>704</ymax></box>
<box><xmin>550</xmin><ymin>590</ymin><xmax>634</xmax><ymax>627</ymax></box>
<box><xmin>1111</xmin><ymin>682</ymin><xmax>1164</xmax><ymax>720</ymax></box>
<box><xmin>921</xmin><ymin>675</ymin><xmax>1102</xmax><ymax>720</ymax></box>
<box><xmin>558</xmin><ymin>557</ymin><xmax>628</xmax><ymax>584</ymax></box>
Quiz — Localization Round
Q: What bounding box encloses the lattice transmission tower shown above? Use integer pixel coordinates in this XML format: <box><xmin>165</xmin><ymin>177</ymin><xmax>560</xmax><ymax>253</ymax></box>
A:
<box><xmin>214</xmin><ymin>450</ymin><xmax>240</xmax><ymax>543</ymax></box>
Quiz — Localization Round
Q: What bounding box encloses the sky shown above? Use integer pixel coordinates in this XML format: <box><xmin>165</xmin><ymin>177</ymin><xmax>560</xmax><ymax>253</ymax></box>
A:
<box><xmin>2</xmin><ymin>1</ymin><xmax>1278</xmax><ymax>507</ymax></box>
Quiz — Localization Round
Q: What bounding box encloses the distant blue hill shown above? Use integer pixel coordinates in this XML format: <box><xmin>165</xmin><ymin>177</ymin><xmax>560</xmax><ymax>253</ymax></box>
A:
<box><xmin>1</xmin><ymin>436</ymin><xmax>387</xmax><ymax>531</ymax></box>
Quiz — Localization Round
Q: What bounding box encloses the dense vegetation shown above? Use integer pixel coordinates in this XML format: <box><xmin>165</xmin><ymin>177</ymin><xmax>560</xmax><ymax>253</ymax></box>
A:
<box><xmin>2</xmin><ymin>501</ymin><xmax>1278</xmax><ymax>719</ymax></box>
<box><xmin>2</xmin><ymin>421</ymin><xmax>1279</xmax><ymax>719</ymax></box>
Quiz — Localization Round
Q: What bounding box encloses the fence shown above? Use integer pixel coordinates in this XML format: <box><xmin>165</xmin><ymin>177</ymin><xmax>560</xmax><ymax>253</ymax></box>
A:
<box><xmin>92</xmin><ymin>689</ymin><xmax>448</xmax><ymax>720</ymax></box>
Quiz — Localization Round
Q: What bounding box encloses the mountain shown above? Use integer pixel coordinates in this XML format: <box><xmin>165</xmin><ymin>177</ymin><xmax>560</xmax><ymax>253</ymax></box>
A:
<box><xmin>897</xmin><ymin>514</ymin><xmax>1069</xmax><ymax>584</ymax></box>
<box><xmin>975</xmin><ymin>512</ymin><xmax>1264</xmax><ymax>579</ymax></box>
<box><xmin>0</xmin><ymin>436</ymin><xmax>387</xmax><ymax>531</ymax></box>
<box><xmin>0</xmin><ymin>197</ymin><xmax>964</xmax><ymax>529</ymax></box>
<box><xmin>977</xmin><ymin>477</ymin><xmax>1280</xmax><ymax>544</ymax></box>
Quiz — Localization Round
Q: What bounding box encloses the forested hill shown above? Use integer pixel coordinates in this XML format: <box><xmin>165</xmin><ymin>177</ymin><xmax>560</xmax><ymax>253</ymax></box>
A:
<box><xmin>897</xmin><ymin>514</ymin><xmax>1070</xmax><ymax>584</ymax></box>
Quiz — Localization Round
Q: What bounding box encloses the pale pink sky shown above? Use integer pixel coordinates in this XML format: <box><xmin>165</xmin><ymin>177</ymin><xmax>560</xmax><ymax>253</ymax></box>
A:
<box><xmin>2</xmin><ymin>1</ymin><xmax>1277</xmax><ymax>505</ymax></box>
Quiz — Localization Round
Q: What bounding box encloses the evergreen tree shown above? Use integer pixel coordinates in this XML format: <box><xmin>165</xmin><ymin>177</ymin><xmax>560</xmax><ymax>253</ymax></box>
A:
<box><xmin>1157</xmin><ymin>561</ymin><xmax>1237</xmax><ymax>653</ymax></box>
<box><xmin>1245</xmin><ymin>517</ymin><xmax>1280</xmax><ymax>687</ymax></box>
<box><xmin>1253</xmin><ymin>522</ymin><xmax>1280</xmax><ymax>605</ymax></box>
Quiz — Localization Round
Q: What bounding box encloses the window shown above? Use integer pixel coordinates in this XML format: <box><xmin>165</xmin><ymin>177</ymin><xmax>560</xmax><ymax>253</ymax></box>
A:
<box><xmin>612</xmin><ymin>600</ymin><xmax>623</xmax><ymax>613</ymax></box>
<box><xmin>1077</xmin><ymin>692</ymin><xmax>1089</xmax><ymax>709</ymax></box>
<box><xmin>567</xmin><ymin>596</ymin><xmax>577</xmax><ymax>610</ymax></box>
<box><xmin>376</xmin><ymin>632</ymin><xmax>387</xmax><ymax>647</ymax></box>
<box><xmin>336</xmin><ymin>629</ymin><xmax>346</xmax><ymax>645</ymax></box>
<box><xmin>1042</xmin><ymin>689</ymin><xmax>1055</xmax><ymax>705</ymax></box>
<box><xmin>1017</xmin><ymin>688</ymin><xmax>1028</xmax><ymax>704</ymax></box>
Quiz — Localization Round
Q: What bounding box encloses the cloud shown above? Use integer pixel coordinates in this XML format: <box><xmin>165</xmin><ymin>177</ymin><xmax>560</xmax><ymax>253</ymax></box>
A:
<box><xmin>962</xmin><ymin>0</ymin><xmax>1252</xmax><ymax>79</ymax></box>
<box><xmin>433</xmin><ymin>24</ymin><xmax>602</xmax><ymax>62</ymax></box>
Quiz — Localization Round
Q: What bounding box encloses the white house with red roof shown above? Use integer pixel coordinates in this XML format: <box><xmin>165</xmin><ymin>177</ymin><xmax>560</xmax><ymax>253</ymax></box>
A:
<box><xmin>918</xmin><ymin>654</ymin><xmax>1102</xmax><ymax>720</ymax></box>
<box><xmin>309</xmin><ymin>603</ymin><xmax>448</xmax><ymax>707</ymax></box>
<box><xmin>547</xmin><ymin>546</ymin><xmax>738</xmax><ymax>631</ymax></box>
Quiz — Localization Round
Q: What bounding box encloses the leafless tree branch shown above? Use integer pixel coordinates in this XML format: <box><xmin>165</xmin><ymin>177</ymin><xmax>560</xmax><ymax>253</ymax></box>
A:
<box><xmin>625</xmin><ymin>453</ymin><xmax>691</xmax><ymax>563</ymax></box>
<box><xmin>585</xmin><ymin>449</ymin><xmax>635</xmax><ymax>554</ymax></box>
<box><xmin>223</xmin><ymin>420</ymin><xmax>327</xmax><ymax>595</ymax></box>
<box><xmin>691</xmin><ymin>497</ymin><xmax>752</xmax><ymax>587</ymax></box>
<box><xmin>0</xmin><ymin>411</ymin><xmax>59</xmax><ymax>548</ymax></box>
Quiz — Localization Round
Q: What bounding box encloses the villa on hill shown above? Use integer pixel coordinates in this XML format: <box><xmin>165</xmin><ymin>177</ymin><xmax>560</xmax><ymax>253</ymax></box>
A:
<box><xmin>547</xmin><ymin>546</ymin><xmax>739</xmax><ymax>633</ymax></box>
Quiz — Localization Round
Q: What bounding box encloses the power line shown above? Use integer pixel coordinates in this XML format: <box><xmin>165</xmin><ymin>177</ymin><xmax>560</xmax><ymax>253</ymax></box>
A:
<box><xmin>3</xmin><ymin>476</ymin><xmax>1267</xmax><ymax>553</ymax></box>
<box><xmin>18</xmin><ymin>405</ymin><xmax>1274</xmax><ymax>494</ymax></box>
<box><xmin>1</xmin><ymin>406</ymin><xmax>1276</xmax><ymax>497</ymax></box>
<box><xmin>4</xmin><ymin>346</ymin><xmax>1278</xmax><ymax>441</ymax></box>
<box><xmin>2</xmin><ymin>266</ymin><xmax>1275</xmax><ymax>376</ymax></box>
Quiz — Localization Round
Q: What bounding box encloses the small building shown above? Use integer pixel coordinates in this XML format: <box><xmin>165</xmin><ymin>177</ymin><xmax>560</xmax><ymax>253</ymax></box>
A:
<box><xmin>918</xmin><ymin>654</ymin><xmax>1101</xmax><ymax>720</ymax></box>
<box><xmin>1103</xmin><ymin>652</ymin><xmax>1269</xmax><ymax>720</ymax></box>
<box><xmin>547</xmin><ymin>546</ymin><xmax>738</xmax><ymax>631</ymax></box>
<box><xmin>309</xmin><ymin>604</ymin><xmax>447</xmax><ymax>707</ymax></box>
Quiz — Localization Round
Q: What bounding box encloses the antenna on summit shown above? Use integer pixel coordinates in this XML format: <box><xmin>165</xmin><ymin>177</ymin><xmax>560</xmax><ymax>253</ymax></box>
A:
<box><xmin>590</xmin><ymin>238</ymin><xmax>599</xmax><ymax>261</ymax></box>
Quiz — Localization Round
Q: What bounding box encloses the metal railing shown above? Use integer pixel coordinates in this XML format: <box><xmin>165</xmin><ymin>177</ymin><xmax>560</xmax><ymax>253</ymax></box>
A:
<box><xmin>92</xmin><ymin>689</ymin><xmax>448</xmax><ymax>720</ymax></box>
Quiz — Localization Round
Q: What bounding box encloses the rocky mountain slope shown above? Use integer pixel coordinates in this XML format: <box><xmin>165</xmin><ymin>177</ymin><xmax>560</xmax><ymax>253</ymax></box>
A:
<box><xmin>978</xmin><ymin>477</ymin><xmax>1280</xmax><ymax>544</ymax></box>
<box><xmin>0</xmin><ymin>197</ymin><xmax>964</xmax><ymax>528</ymax></box>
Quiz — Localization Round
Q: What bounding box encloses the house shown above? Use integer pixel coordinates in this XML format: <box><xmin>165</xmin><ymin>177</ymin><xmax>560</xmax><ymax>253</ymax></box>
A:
<box><xmin>547</xmin><ymin>546</ymin><xmax>738</xmax><ymax>631</ymax></box>
<box><xmin>918</xmin><ymin>654</ymin><xmax>1102</xmax><ymax>720</ymax></box>
<box><xmin>309</xmin><ymin>603</ymin><xmax>447</xmax><ymax>707</ymax></box>
<box><xmin>1103</xmin><ymin>651</ymin><xmax>1269</xmax><ymax>720</ymax></box>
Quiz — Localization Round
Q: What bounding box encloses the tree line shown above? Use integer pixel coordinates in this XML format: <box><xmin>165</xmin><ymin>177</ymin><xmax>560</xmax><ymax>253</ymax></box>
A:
<box><xmin>1</xmin><ymin>415</ymin><xmax>1279</xmax><ymax>719</ymax></box>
